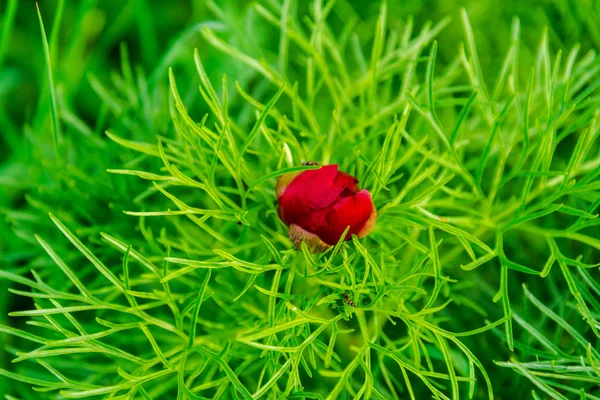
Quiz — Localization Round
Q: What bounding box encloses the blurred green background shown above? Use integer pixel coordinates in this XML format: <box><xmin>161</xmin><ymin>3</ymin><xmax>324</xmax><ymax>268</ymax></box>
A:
<box><xmin>1</xmin><ymin>0</ymin><xmax>599</xmax><ymax>396</ymax></box>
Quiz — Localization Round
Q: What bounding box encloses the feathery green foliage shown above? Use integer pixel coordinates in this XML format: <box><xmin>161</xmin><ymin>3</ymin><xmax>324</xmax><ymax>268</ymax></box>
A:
<box><xmin>1</xmin><ymin>0</ymin><xmax>600</xmax><ymax>399</ymax></box>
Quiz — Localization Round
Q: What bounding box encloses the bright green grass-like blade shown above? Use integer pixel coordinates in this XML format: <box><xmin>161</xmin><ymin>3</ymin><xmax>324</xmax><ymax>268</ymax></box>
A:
<box><xmin>434</xmin><ymin>332</ymin><xmax>459</xmax><ymax>399</ymax></box>
<box><xmin>106</xmin><ymin>131</ymin><xmax>160</xmax><ymax>156</ymax></box>
<box><xmin>523</xmin><ymin>284</ymin><xmax>600</xmax><ymax>359</ymax></box>
<box><xmin>232</xmin><ymin>274</ymin><xmax>258</xmax><ymax>302</ymax></box>
<box><xmin>138</xmin><ymin>323</ymin><xmax>173</xmax><ymax>368</ymax></box>
<box><xmin>88</xmin><ymin>74</ymin><xmax>124</xmax><ymax>114</ymax></box>
<box><xmin>0</xmin><ymin>0</ymin><xmax>18</xmax><ymax>67</ymax></box>
<box><xmin>369</xmin><ymin>1</ymin><xmax>387</xmax><ymax>107</ymax></box>
<box><xmin>48</xmin><ymin>0</ymin><xmax>64</xmax><ymax>65</ymax></box>
<box><xmin>101</xmin><ymin>233</ymin><xmax>161</xmax><ymax>276</ymax></box>
<box><xmin>188</xmin><ymin>269</ymin><xmax>211</xmax><ymax>348</ymax></box>
<box><xmin>503</xmin><ymin>358</ymin><xmax>568</xmax><ymax>400</ymax></box>
<box><xmin>0</xmin><ymin>325</ymin><xmax>46</xmax><ymax>344</ymax></box>
<box><xmin>0</xmin><ymin>269</ymin><xmax>72</xmax><ymax>298</ymax></box>
<box><xmin>122</xmin><ymin>244</ymin><xmax>139</xmax><ymax>309</ymax></box>
<box><xmin>260</xmin><ymin>234</ymin><xmax>283</xmax><ymax>266</ymax></box>
<box><xmin>49</xmin><ymin>213</ymin><xmax>125</xmax><ymax>293</ymax></box>
<box><xmin>35</xmin><ymin>234</ymin><xmax>93</xmax><ymax>299</ymax></box>
<box><xmin>36</xmin><ymin>3</ymin><xmax>60</xmax><ymax>160</ymax></box>
<box><xmin>421</xmin><ymin>227</ymin><xmax>442</xmax><ymax>311</ymax></box>
<box><xmin>60</xmin><ymin>369</ymin><xmax>175</xmax><ymax>398</ymax></box>
<box><xmin>492</xmin><ymin>17</ymin><xmax>520</xmax><ymax>101</ymax></box>
<box><xmin>212</xmin><ymin>358</ymin><xmax>253</xmax><ymax>400</ymax></box>
<box><xmin>499</xmin><ymin>263</ymin><xmax>514</xmax><ymax>351</ymax></box>
<box><xmin>278</xmin><ymin>0</ymin><xmax>292</xmax><ymax>78</ymax></box>
<box><xmin>512</xmin><ymin>313</ymin><xmax>561</xmax><ymax>355</ymax></box>
<box><xmin>460</xmin><ymin>8</ymin><xmax>490</xmax><ymax>103</ymax></box>
<box><xmin>449</xmin><ymin>90</ymin><xmax>477</xmax><ymax>145</ymax></box>
<box><xmin>9</xmin><ymin>305</ymin><xmax>110</xmax><ymax>317</ymax></box>
<box><xmin>238</xmin><ymin>85</ymin><xmax>285</xmax><ymax>166</ymax></box>
<box><xmin>547</xmin><ymin>237</ymin><xmax>599</xmax><ymax>336</ymax></box>
<box><xmin>475</xmin><ymin>95</ymin><xmax>514</xmax><ymax>187</ymax></box>
<box><xmin>0</xmin><ymin>368</ymin><xmax>64</xmax><ymax>390</ymax></box>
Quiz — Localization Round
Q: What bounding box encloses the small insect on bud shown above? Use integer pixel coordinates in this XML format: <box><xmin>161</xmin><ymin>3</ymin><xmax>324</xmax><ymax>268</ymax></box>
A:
<box><xmin>301</xmin><ymin>161</ymin><xmax>320</xmax><ymax>166</ymax></box>
<box><xmin>342</xmin><ymin>292</ymin><xmax>356</xmax><ymax>307</ymax></box>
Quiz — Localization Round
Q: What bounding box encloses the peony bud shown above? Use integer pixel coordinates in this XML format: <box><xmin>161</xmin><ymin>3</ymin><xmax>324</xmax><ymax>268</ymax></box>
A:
<box><xmin>276</xmin><ymin>164</ymin><xmax>376</xmax><ymax>252</ymax></box>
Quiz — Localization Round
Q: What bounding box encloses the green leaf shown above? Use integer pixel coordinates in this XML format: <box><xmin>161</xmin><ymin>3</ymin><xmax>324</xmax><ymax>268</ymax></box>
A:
<box><xmin>188</xmin><ymin>269</ymin><xmax>211</xmax><ymax>348</ymax></box>
<box><xmin>36</xmin><ymin>3</ymin><xmax>60</xmax><ymax>160</ymax></box>
<box><xmin>49</xmin><ymin>214</ymin><xmax>126</xmax><ymax>293</ymax></box>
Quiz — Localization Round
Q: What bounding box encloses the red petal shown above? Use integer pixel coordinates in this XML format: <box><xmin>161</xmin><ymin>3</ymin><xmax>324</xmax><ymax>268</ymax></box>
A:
<box><xmin>278</xmin><ymin>165</ymin><xmax>343</xmax><ymax>224</ymax></box>
<box><xmin>333</xmin><ymin>170</ymin><xmax>360</xmax><ymax>194</ymax></box>
<box><xmin>276</xmin><ymin>170</ymin><xmax>302</xmax><ymax>200</ymax></box>
<box><xmin>319</xmin><ymin>190</ymin><xmax>374</xmax><ymax>245</ymax></box>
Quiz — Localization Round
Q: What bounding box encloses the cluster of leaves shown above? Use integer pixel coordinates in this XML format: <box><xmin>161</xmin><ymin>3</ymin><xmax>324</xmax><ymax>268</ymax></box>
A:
<box><xmin>1</xmin><ymin>0</ymin><xmax>600</xmax><ymax>399</ymax></box>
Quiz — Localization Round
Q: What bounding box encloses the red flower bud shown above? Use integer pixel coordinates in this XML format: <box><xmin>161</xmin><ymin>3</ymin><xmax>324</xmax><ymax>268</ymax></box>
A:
<box><xmin>276</xmin><ymin>164</ymin><xmax>376</xmax><ymax>252</ymax></box>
